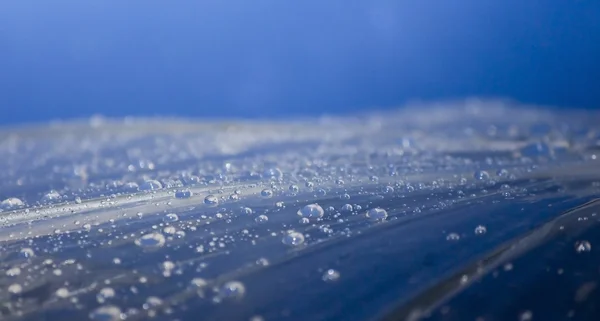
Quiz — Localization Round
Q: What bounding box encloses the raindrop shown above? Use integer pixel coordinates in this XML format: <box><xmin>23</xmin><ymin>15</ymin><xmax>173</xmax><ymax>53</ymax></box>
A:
<box><xmin>19</xmin><ymin>247</ymin><xmax>35</xmax><ymax>258</ymax></box>
<box><xmin>175</xmin><ymin>189</ymin><xmax>192</xmax><ymax>199</ymax></box>
<box><xmin>255</xmin><ymin>215</ymin><xmax>269</xmax><ymax>223</ymax></box>
<box><xmin>366</xmin><ymin>208</ymin><xmax>388</xmax><ymax>221</ymax></box>
<box><xmin>135</xmin><ymin>232</ymin><xmax>166</xmax><ymax>249</ymax></box>
<box><xmin>89</xmin><ymin>305</ymin><xmax>123</xmax><ymax>321</ymax></box>
<box><xmin>473</xmin><ymin>170</ymin><xmax>490</xmax><ymax>180</ymax></box>
<box><xmin>219</xmin><ymin>281</ymin><xmax>246</xmax><ymax>299</ymax></box>
<box><xmin>297</xmin><ymin>204</ymin><xmax>325</xmax><ymax>219</ymax></box>
<box><xmin>41</xmin><ymin>191</ymin><xmax>61</xmax><ymax>203</ymax></box>
<box><xmin>289</xmin><ymin>184</ymin><xmax>299</xmax><ymax>194</ymax></box>
<box><xmin>282</xmin><ymin>231</ymin><xmax>305</xmax><ymax>246</ymax></box>
<box><xmin>97</xmin><ymin>287</ymin><xmax>116</xmax><ymax>304</ymax></box>
<box><xmin>204</xmin><ymin>194</ymin><xmax>218</xmax><ymax>206</ymax></box>
<box><xmin>474</xmin><ymin>225</ymin><xmax>487</xmax><ymax>235</ymax></box>
<box><xmin>6</xmin><ymin>267</ymin><xmax>20</xmax><ymax>277</ymax></box>
<box><xmin>322</xmin><ymin>269</ymin><xmax>341</xmax><ymax>282</ymax></box>
<box><xmin>8</xmin><ymin>283</ymin><xmax>22</xmax><ymax>295</ymax></box>
<box><xmin>140</xmin><ymin>180</ymin><xmax>162</xmax><ymax>191</ymax></box>
<box><xmin>576</xmin><ymin>240</ymin><xmax>592</xmax><ymax>253</ymax></box>
<box><xmin>341</xmin><ymin>204</ymin><xmax>353</xmax><ymax>212</ymax></box>
<box><xmin>0</xmin><ymin>197</ymin><xmax>24</xmax><ymax>210</ymax></box>
<box><xmin>163</xmin><ymin>213</ymin><xmax>179</xmax><ymax>223</ymax></box>
<box><xmin>260</xmin><ymin>189</ymin><xmax>273</xmax><ymax>198</ymax></box>
<box><xmin>446</xmin><ymin>233</ymin><xmax>460</xmax><ymax>241</ymax></box>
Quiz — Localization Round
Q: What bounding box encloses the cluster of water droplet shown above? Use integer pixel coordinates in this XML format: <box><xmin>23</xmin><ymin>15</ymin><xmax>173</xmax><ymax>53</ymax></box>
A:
<box><xmin>0</xmin><ymin>101</ymin><xmax>596</xmax><ymax>320</ymax></box>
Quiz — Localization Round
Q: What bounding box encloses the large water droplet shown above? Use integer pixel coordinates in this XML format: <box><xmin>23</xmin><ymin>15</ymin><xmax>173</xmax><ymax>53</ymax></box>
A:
<box><xmin>89</xmin><ymin>305</ymin><xmax>123</xmax><ymax>321</ymax></box>
<box><xmin>576</xmin><ymin>240</ymin><xmax>592</xmax><ymax>253</ymax></box>
<box><xmin>297</xmin><ymin>204</ymin><xmax>324</xmax><ymax>219</ymax></box>
<box><xmin>366</xmin><ymin>208</ymin><xmax>388</xmax><ymax>221</ymax></box>
<box><xmin>282</xmin><ymin>231</ymin><xmax>305</xmax><ymax>246</ymax></box>
<box><xmin>260</xmin><ymin>189</ymin><xmax>273</xmax><ymax>198</ymax></box>
<box><xmin>175</xmin><ymin>189</ymin><xmax>192</xmax><ymax>199</ymax></box>
<box><xmin>163</xmin><ymin>213</ymin><xmax>179</xmax><ymax>223</ymax></box>
<box><xmin>204</xmin><ymin>194</ymin><xmax>218</xmax><ymax>206</ymax></box>
<box><xmin>0</xmin><ymin>197</ymin><xmax>24</xmax><ymax>210</ymax></box>
<box><xmin>140</xmin><ymin>180</ymin><xmax>163</xmax><ymax>191</ymax></box>
<box><xmin>473</xmin><ymin>170</ymin><xmax>490</xmax><ymax>181</ymax></box>
<box><xmin>135</xmin><ymin>232</ymin><xmax>166</xmax><ymax>249</ymax></box>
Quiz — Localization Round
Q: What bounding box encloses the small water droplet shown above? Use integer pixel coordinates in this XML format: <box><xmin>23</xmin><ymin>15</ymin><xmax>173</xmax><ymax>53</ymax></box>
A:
<box><xmin>474</xmin><ymin>225</ymin><xmax>487</xmax><ymax>235</ymax></box>
<box><xmin>576</xmin><ymin>240</ymin><xmax>592</xmax><ymax>253</ymax></box>
<box><xmin>219</xmin><ymin>281</ymin><xmax>246</xmax><ymax>299</ymax></box>
<box><xmin>322</xmin><ymin>269</ymin><xmax>341</xmax><ymax>282</ymax></box>
<box><xmin>446</xmin><ymin>233</ymin><xmax>460</xmax><ymax>241</ymax></box>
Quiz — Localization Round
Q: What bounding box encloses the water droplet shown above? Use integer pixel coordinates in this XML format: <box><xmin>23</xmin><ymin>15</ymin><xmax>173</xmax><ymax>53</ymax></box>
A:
<box><xmin>89</xmin><ymin>305</ymin><xmax>123</xmax><ymax>321</ymax></box>
<box><xmin>576</xmin><ymin>240</ymin><xmax>592</xmax><ymax>253</ymax></box>
<box><xmin>289</xmin><ymin>184</ymin><xmax>299</xmax><ymax>194</ymax></box>
<box><xmin>316</xmin><ymin>188</ymin><xmax>327</xmax><ymax>197</ymax></box>
<box><xmin>19</xmin><ymin>247</ymin><xmax>35</xmax><ymax>258</ymax></box>
<box><xmin>263</xmin><ymin>168</ymin><xmax>283</xmax><ymax>180</ymax></box>
<box><xmin>162</xmin><ymin>261</ymin><xmax>176</xmax><ymax>277</ymax></box>
<box><xmin>56</xmin><ymin>287</ymin><xmax>69</xmax><ymax>298</ymax></box>
<box><xmin>219</xmin><ymin>281</ymin><xmax>246</xmax><ymax>299</ymax></box>
<box><xmin>473</xmin><ymin>170</ymin><xmax>490</xmax><ymax>180</ymax></box>
<box><xmin>97</xmin><ymin>287</ymin><xmax>115</xmax><ymax>304</ymax></box>
<box><xmin>282</xmin><ymin>231</ymin><xmax>305</xmax><ymax>246</ymax></box>
<box><xmin>143</xmin><ymin>296</ymin><xmax>163</xmax><ymax>310</ymax></box>
<box><xmin>446</xmin><ymin>233</ymin><xmax>460</xmax><ymax>241</ymax></box>
<box><xmin>260</xmin><ymin>189</ymin><xmax>273</xmax><ymax>198</ymax></box>
<box><xmin>255</xmin><ymin>215</ymin><xmax>269</xmax><ymax>223</ymax></box>
<box><xmin>366</xmin><ymin>208</ymin><xmax>388</xmax><ymax>221</ymax></box>
<box><xmin>190</xmin><ymin>278</ymin><xmax>208</xmax><ymax>290</ymax></box>
<box><xmin>175</xmin><ymin>189</ymin><xmax>192</xmax><ymax>199</ymax></box>
<box><xmin>204</xmin><ymin>195</ymin><xmax>218</xmax><ymax>206</ymax></box>
<box><xmin>474</xmin><ymin>225</ymin><xmax>487</xmax><ymax>235</ymax></box>
<box><xmin>6</xmin><ymin>267</ymin><xmax>21</xmax><ymax>277</ymax></box>
<box><xmin>140</xmin><ymin>180</ymin><xmax>163</xmax><ymax>191</ymax></box>
<box><xmin>135</xmin><ymin>232</ymin><xmax>166</xmax><ymax>249</ymax></box>
<box><xmin>241</xmin><ymin>207</ymin><xmax>253</xmax><ymax>215</ymax></box>
<box><xmin>41</xmin><ymin>190</ymin><xmax>61</xmax><ymax>203</ymax></box>
<box><xmin>322</xmin><ymin>269</ymin><xmax>341</xmax><ymax>282</ymax></box>
<box><xmin>297</xmin><ymin>204</ymin><xmax>324</xmax><ymax>219</ymax></box>
<box><xmin>8</xmin><ymin>283</ymin><xmax>22</xmax><ymax>294</ymax></box>
<box><xmin>163</xmin><ymin>213</ymin><xmax>179</xmax><ymax>223</ymax></box>
<box><xmin>497</xmin><ymin>169</ymin><xmax>509</xmax><ymax>177</ymax></box>
<box><xmin>0</xmin><ymin>197</ymin><xmax>24</xmax><ymax>210</ymax></box>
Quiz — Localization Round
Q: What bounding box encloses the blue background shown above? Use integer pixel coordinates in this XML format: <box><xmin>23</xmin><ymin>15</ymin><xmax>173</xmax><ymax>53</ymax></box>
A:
<box><xmin>1</xmin><ymin>1</ymin><xmax>599</xmax><ymax>125</ymax></box>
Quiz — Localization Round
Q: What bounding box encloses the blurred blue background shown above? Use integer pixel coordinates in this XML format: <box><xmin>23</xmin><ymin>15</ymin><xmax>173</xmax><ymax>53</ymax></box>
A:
<box><xmin>0</xmin><ymin>0</ymin><xmax>599</xmax><ymax>125</ymax></box>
